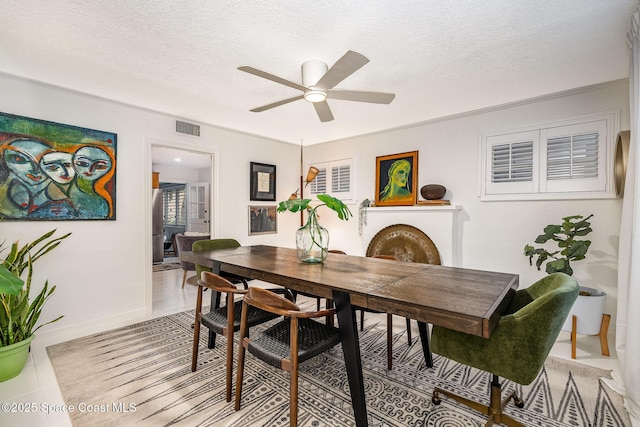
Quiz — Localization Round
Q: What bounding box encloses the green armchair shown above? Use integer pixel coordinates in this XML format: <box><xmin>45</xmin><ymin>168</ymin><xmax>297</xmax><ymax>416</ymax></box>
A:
<box><xmin>431</xmin><ymin>272</ymin><xmax>579</xmax><ymax>427</ymax></box>
<box><xmin>192</xmin><ymin>238</ymin><xmax>249</xmax><ymax>288</ymax></box>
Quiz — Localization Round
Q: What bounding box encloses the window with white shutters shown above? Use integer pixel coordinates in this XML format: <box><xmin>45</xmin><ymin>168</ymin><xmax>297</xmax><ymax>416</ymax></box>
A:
<box><xmin>309</xmin><ymin>168</ymin><xmax>327</xmax><ymax>194</ymax></box>
<box><xmin>480</xmin><ymin>111</ymin><xmax>617</xmax><ymax>201</ymax></box>
<box><xmin>307</xmin><ymin>158</ymin><xmax>354</xmax><ymax>200</ymax></box>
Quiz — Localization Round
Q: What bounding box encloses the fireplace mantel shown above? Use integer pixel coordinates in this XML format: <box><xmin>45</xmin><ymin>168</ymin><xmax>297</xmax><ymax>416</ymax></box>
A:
<box><xmin>361</xmin><ymin>205</ymin><xmax>462</xmax><ymax>266</ymax></box>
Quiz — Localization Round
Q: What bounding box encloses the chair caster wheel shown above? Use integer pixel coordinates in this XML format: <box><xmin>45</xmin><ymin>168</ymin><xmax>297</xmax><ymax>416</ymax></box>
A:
<box><xmin>432</xmin><ymin>394</ymin><xmax>441</xmax><ymax>405</ymax></box>
<box><xmin>513</xmin><ymin>396</ymin><xmax>524</xmax><ymax>408</ymax></box>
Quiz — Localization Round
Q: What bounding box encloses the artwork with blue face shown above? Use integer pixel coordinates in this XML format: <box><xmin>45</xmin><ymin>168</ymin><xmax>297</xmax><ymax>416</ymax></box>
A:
<box><xmin>0</xmin><ymin>112</ymin><xmax>116</xmax><ymax>220</ymax></box>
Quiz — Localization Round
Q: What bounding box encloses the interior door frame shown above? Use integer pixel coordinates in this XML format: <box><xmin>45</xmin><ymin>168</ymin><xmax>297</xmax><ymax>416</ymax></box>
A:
<box><xmin>144</xmin><ymin>137</ymin><xmax>218</xmax><ymax>315</ymax></box>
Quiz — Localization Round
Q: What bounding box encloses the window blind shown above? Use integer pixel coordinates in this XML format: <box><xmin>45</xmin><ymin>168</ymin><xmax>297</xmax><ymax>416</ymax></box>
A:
<box><xmin>491</xmin><ymin>141</ymin><xmax>533</xmax><ymax>183</ymax></box>
<box><xmin>309</xmin><ymin>168</ymin><xmax>327</xmax><ymax>194</ymax></box>
<box><xmin>163</xmin><ymin>187</ymin><xmax>186</xmax><ymax>225</ymax></box>
<box><xmin>547</xmin><ymin>133</ymin><xmax>599</xmax><ymax>180</ymax></box>
<box><xmin>331</xmin><ymin>165</ymin><xmax>351</xmax><ymax>193</ymax></box>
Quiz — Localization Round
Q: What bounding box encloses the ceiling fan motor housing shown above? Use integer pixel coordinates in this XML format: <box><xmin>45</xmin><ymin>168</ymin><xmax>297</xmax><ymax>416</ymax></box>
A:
<box><xmin>302</xmin><ymin>60</ymin><xmax>329</xmax><ymax>88</ymax></box>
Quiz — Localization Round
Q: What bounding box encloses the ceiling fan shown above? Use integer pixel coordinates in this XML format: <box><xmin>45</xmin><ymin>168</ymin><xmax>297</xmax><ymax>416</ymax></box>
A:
<box><xmin>238</xmin><ymin>50</ymin><xmax>395</xmax><ymax>122</ymax></box>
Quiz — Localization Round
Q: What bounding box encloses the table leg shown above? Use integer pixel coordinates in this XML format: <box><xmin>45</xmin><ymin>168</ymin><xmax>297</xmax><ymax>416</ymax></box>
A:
<box><xmin>417</xmin><ymin>321</ymin><xmax>433</xmax><ymax>368</ymax></box>
<box><xmin>332</xmin><ymin>290</ymin><xmax>368</xmax><ymax>427</ymax></box>
<box><xmin>206</xmin><ymin>262</ymin><xmax>222</xmax><ymax>348</ymax></box>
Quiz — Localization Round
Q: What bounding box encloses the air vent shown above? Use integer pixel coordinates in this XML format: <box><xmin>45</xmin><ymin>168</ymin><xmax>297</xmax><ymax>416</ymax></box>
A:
<box><xmin>175</xmin><ymin>120</ymin><xmax>200</xmax><ymax>137</ymax></box>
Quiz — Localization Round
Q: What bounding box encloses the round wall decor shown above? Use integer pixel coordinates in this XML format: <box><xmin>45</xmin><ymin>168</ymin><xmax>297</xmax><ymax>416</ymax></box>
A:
<box><xmin>615</xmin><ymin>130</ymin><xmax>630</xmax><ymax>198</ymax></box>
<box><xmin>366</xmin><ymin>224</ymin><xmax>441</xmax><ymax>265</ymax></box>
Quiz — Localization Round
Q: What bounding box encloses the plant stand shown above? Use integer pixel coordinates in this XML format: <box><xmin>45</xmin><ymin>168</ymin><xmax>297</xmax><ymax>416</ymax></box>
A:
<box><xmin>563</xmin><ymin>286</ymin><xmax>609</xmax><ymax>359</ymax></box>
<box><xmin>570</xmin><ymin>313</ymin><xmax>611</xmax><ymax>359</ymax></box>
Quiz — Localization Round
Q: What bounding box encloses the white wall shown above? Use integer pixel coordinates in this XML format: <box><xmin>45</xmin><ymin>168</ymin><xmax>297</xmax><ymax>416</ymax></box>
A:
<box><xmin>305</xmin><ymin>79</ymin><xmax>629</xmax><ymax>326</ymax></box>
<box><xmin>0</xmin><ymin>73</ymin><xmax>300</xmax><ymax>344</ymax></box>
<box><xmin>0</xmin><ymin>73</ymin><xmax>629</xmax><ymax>345</ymax></box>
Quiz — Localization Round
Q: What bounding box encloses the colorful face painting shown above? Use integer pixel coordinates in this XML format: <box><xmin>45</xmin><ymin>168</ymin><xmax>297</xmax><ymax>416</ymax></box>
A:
<box><xmin>0</xmin><ymin>112</ymin><xmax>117</xmax><ymax>220</ymax></box>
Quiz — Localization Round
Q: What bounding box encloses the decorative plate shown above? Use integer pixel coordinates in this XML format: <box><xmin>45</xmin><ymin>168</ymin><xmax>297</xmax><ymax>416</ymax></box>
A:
<box><xmin>366</xmin><ymin>224</ymin><xmax>441</xmax><ymax>265</ymax></box>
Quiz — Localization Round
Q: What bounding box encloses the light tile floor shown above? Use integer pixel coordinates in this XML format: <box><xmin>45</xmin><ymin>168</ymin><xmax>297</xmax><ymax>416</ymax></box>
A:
<box><xmin>0</xmin><ymin>264</ymin><xmax>636</xmax><ymax>426</ymax></box>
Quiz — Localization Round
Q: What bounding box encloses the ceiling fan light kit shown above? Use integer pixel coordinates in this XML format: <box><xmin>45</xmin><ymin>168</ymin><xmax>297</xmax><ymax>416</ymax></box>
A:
<box><xmin>238</xmin><ymin>50</ymin><xmax>395</xmax><ymax>122</ymax></box>
<box><xmin>304</xmin><ymin>89</ymin><xmax>327</xmax><ymax>103</ymax></box>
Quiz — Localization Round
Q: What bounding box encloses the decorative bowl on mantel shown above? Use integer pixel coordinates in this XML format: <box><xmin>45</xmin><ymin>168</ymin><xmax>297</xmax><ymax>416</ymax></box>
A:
<box><xmin>420</xmin><ymin>184</ymin><xmax>446</xmax><ymax>200</ymax></box>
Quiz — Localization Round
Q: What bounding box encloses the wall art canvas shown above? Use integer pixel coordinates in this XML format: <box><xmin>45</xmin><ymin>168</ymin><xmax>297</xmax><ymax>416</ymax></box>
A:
<box><xmin>248</xmin><ymin>205</ymin><xmax>277</xmax><ymax>235</ymax></box>
<box><xmin>0</xmin><ymin>112</ymin><xmax>117</xmax><ymax>220</ymax></box>
<box><xmin>375</xmin><ymin>150</ymin><xmax>418</xmax><ymax>207</ymax></box>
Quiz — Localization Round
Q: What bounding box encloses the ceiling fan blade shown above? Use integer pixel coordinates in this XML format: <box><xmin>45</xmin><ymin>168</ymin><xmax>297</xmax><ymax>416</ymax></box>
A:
<box><xmin>327</xmin><ymin>89</ymin><xmax>395</xmax><ymax>104</ymax></box>
<box><xmin>314</xmin><ymin>50</ymin><xmax>369</xmax><ymax>90</ymax></box>
<box><xmin>250</xmin><ymin>95</ymin><xmax>304</xmax><ymax>112</ymax></box>
<box><xmin>313</xmin><ymin>101</ymin><xmax>334</xmax><ymax>122</ymax></box>
<box><xmin>238</xmin><ymin>66</ymin><xmax>308</xmax><ymax>92</ymax></box>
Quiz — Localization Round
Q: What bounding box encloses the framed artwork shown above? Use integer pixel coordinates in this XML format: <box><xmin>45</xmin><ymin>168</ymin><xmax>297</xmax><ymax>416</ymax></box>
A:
<box><xmin>250</xmin><ymin>162</ymin><xmax>276</xmax><ymax>201</ymax></box>
<box><xmin>248</xmin><ymin>205</ymin><xmax>277</xmax><ymax>235</ymax></box>
<box><xmin>375</xmin><ymin>150</ymin><xmax>418</xmax><ymax>207</ymax></box>
<box><xmin>0</xmin><ymin>112</ymin><xmax>117</xmax><ymax>220</ymax></box>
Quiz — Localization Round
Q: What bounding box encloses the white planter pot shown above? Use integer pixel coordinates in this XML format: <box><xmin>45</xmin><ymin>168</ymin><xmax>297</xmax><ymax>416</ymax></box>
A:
<box><xmin>562</xmin><ymin>286</ymin><xmax>606</xmax><ymax>335</ymax></box>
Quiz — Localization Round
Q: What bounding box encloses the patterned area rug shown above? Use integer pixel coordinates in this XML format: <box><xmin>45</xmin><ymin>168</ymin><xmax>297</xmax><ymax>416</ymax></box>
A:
<box><xmin>152</xmin><ymin>262</ymin><xmax>182</xmax><ymax>272</ymax></box>
<box><xmin>47</xmin><ymin>302</ymin><xmax>630</xmax><ymax>427</ymax></box>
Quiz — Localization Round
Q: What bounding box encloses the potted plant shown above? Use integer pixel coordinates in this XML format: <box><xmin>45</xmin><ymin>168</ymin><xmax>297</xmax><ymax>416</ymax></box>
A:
<box><xmin>0</xmin><ymin>229</ymin><xmax>70</xmax><ymax>381</ymax></box>
<box><xmin>523</xmin><ymin>214</ymin><xmax>608</xmax><ymax>357</ymax></box>
<box><xmin>523</xmin><ymin>214</ymin><xmax>593</xmax><ymax>276</ymax></box>
<box><xmin>278</xmin><ymin>193</ymin><xmax>352</xmax><ymax>263</ymax></box>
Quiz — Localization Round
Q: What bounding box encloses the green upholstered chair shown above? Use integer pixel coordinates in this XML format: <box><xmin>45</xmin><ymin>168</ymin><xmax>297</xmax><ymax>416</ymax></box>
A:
<box><xmin>431</xmin><ymin>272</ymin><xmax>579</xmax><ymax>427</ymax></box>
<box><xmin>192</xmin><ymin>239</ymin><xmax>251</xmax><ymax>350</ymax></box>
<box><xmin>192</xmin><ymin>238</ymin><xmax>249</xmax><ymax>289</ymax></box>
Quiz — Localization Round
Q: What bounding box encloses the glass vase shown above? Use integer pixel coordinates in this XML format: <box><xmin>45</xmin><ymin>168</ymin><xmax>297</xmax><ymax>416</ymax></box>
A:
<box><xmin>296</xmin><ymin>209</ymin><xmax>329</xmax><ymax>263</ymax></box>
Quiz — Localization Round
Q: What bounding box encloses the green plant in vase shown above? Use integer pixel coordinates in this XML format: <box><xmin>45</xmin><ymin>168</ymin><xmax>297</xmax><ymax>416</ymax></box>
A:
<box><xmin>277</xmin><ymin>194</ymin><xmax>352</xmax><ymax>263</ymax></box>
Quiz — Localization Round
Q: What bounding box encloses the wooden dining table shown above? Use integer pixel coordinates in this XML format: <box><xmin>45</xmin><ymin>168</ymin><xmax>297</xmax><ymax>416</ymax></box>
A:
<box><xmin>181</xmin><ymin>245</ymin><xmax>519</xmax><ymax>427</ymax></box>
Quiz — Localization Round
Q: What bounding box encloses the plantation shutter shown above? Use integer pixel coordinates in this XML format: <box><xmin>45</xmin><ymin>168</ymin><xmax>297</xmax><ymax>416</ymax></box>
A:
<box><xmin>163</xmin><ymin>187</ymin><xmax>186</xmax><ymax>225</ymax></box>
<box><xmin>491</xmin><ymin>141</ymin><xmax>534</xmax><ymax>183</ymax></box>
<box><xmin>306</xmin><ymin>158</ymin><xmax>354</xmax><ymax>200</ymax></box>
<box><xmin>309</xmin><ymin>168</ymin><xmax>327</xmax><ymax>194</ymax></box>
<box><xmin>331</xmin><ymin>164</ymin><xmax>351</xmax><ymax>193</ymax></box>
<box><xmin>546</xmin><ymin>133</ymin><xmax>599</xmax><ymax>180</ymax></box>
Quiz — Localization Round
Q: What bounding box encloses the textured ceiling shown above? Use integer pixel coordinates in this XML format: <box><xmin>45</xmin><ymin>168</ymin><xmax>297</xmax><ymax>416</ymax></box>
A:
<box><xmin>1</xmin><ymin>1</ymin><xmax>636</xmax><ymax>146</ymax></box>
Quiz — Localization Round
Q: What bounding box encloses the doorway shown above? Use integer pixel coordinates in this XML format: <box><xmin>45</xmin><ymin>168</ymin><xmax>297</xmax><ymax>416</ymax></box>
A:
<box><xmin>152</xmin><ymin>145</ymin><xmax>213</xmax><ymax>250</ymax></box>
<box><xmin>151</xmin><ymin>145</ymin><xmax>213</xmax><ymax>313</ymax></box>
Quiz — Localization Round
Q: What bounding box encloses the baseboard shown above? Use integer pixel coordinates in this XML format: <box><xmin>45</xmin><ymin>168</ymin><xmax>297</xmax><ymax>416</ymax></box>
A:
<box><xmin>32</xmin><ymin>308</ymin><xmax>149</xmax><ymax>348</ymax></box>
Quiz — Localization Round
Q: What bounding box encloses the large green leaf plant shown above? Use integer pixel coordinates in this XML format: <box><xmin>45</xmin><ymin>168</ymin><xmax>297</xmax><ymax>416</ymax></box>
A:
<box><xmin>277</xmin><ymin>193</ymin><xmax>353</xmax><ymax>221</ymax></box>
<box><xmin>524</xmin><ymin>214</ymin><xmax>593</xmax><ymax>276</ymax></box>
<box><xmin>0</xmin><ymin>229</ymin><xmax>70</xmax><ymax>346</ymax></box>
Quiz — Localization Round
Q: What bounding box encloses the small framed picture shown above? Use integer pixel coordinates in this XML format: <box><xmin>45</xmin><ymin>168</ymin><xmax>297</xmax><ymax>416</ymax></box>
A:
<box><xmin>375</xmin><ymin>151</ymin><xmax>418</xmax><ymax>206</ymax></box>
<box><xmin>248</xmin><ymin>205</ymin><xmax>278</xmax><ymax>235</ymax></box>
<box><xmin>250</xmin><ymin>162</ymin><xmax>276</xmax><ymax>201</ymax></box>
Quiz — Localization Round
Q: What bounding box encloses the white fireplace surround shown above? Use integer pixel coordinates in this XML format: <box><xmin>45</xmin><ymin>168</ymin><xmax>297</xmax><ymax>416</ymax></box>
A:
<box><xmin>361</xmin><ymin>205</ymin><xmax>462</xmax><ymax>266</ymax></box>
